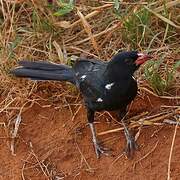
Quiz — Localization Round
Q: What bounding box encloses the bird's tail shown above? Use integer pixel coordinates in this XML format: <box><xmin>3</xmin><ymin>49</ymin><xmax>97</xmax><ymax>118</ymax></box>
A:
<box><xmin>11</xmin><ymin>60</ymin><xmax>76</xmax><ymax>84</ymax></box>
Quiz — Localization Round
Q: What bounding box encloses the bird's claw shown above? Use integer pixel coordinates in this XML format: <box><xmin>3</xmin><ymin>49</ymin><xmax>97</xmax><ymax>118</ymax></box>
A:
<box><xmin>93</xmin><ymin>142</ymin><xmax>111</xmax><ymax>159</ymax></box>
<box><xmin>124</xmin><ymin>136</ymin><xmax>138</xmax><ymax>158</ymax></box>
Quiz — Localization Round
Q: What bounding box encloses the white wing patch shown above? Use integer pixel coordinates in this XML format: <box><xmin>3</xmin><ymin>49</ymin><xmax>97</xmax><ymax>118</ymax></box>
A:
<box><xmin>132</xmin><ymin>76</ymin><xmax>136</xmax><ymax>80</ymax></box>
<box><xmin>80</xmin><ymin>75</ymin><xmax>87</xmax><ymax>81</ymax></box>
<box><xmin>105</xmin><ymin>82</ymin><xmax>114</xmax><ymax>90</ymax></box>
<box><xmin>96</xmin><ymin>98</ymin><xmax>103</xmax><ymax>102</ymax></box>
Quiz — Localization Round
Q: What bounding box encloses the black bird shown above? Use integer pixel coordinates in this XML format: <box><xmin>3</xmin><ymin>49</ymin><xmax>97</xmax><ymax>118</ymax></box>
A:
<box><xmin>11</xmin><ymin>51</ymin><xmax>151</xmax><ymax>158</ymax></box>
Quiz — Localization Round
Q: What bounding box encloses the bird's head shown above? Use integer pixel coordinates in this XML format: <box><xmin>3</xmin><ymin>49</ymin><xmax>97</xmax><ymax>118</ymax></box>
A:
<box><xmin>110</xmin><ymin>51</ymin><xmax>152</xmax><ymax>74</ymax></box>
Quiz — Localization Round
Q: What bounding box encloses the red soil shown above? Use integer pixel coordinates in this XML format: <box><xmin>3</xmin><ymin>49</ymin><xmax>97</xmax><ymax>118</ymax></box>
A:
<box><xmin>0</xmin><ymin>92</ymin><xmax>179</xmax><ymax>180</ymax></box>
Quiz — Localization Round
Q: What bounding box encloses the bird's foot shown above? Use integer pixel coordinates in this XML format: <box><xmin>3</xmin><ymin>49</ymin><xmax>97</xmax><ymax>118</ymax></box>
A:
<box><xmin>93</xmin><ymin>141</ymin><xmax>111</xmax><ymax>159</ymax></box>
<box><xmin>124</xmin><ymin>136</ymin><xmax>138</xmax><ymax>158</ymax></box>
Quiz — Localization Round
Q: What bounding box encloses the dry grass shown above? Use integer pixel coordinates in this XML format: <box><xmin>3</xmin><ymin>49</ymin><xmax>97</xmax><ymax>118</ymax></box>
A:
<box><xmin>0</xmin><ymin>0</ymin><xmax>180</xmax><ymax>179</ymax></box>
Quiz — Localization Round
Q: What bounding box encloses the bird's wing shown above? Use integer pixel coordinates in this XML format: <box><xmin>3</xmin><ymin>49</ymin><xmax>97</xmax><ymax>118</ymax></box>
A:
<box><xmin>76</xmin><ymin>58</ymin><xmax>105</xmax><ymax>64</ymax></box>
<box><xmin>73</xmin><ymin>58</ymin><xmax>107</xmax><ymax>103</ymax></box>
<box><xmin>73</xmin><ymin>58</ymin><xmax>105</xmax><ymax>74</ymax></box>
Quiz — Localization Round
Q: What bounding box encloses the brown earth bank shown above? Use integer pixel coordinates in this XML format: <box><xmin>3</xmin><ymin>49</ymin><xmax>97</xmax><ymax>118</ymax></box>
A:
<box><xmin>0</xmin><ymin>93</ymin><xmax>179</xmax><ymax>180</ymax></box>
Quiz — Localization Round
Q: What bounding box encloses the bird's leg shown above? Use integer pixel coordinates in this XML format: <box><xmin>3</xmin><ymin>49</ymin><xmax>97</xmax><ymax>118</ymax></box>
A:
<box><xmin>121</xmin><ymin>119</ymin><xmax>138</xmax><ymax>157</ymax></box>
<box><xmin>119</xmin><ymin>108</ymin><xmax>138</xmax><ymax>158</ymax></box>
<box><xmin>87</xmin><ymin>108</ymin><xmax>109</xmax><ymax>158</ymax></box>
<box><xmin>89</xmin><ymin>123</ymin><xmax>107</xmax><ymax>158</ymax></box>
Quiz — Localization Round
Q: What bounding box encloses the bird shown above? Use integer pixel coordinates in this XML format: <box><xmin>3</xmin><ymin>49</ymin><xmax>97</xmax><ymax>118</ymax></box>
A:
<box><xmin>11</xmin><ymin>51</ymin><xmax>152</xmax><ymax>158</ymax></box>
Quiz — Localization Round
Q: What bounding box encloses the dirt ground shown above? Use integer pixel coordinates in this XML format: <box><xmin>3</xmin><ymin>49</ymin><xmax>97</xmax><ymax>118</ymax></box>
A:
<box><xmin>0</xmin><ymin>91</ymin><xmax>179</xmax><ymax>180</ymax></box>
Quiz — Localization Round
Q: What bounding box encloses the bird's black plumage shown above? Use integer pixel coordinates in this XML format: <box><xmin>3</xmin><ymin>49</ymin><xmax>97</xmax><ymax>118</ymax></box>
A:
<box><xmin>11</xmin><ymin>51</ymin><xmax>151</xmax><ymax>158</ymax></box>
<box><xmin>74</xmin><ymin>56</ymin><xmax>138</xmax><ymax>112</ymax></box>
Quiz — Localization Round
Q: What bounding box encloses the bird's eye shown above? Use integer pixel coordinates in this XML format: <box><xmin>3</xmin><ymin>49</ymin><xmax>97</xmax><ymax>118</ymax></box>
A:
<box><xmin>125</xmin><ymin>58</ymin><xmax>133</xmax><ymax>65</ymax></box>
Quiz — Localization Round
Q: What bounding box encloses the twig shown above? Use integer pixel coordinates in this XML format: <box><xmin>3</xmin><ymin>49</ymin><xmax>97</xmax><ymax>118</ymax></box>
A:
<box><xmin>74</xmin><ymin>22</ymin><xmax>122</xmax><ymax>45</ymax></box>
<box><xmin>101</xmin><ymin>1</ymin><xmax>148</xmax><ymax>5</ymax></box>
<box><xmin>154</xmin><ymin>0</ymin><xmax>180</xmax><ymax>13</ymax></box>
<box><xmin>110</xmin><ymin>153</ymin><xmax>124</xmax><ymax>167</ymax></box>
<box><xmin>10</xmin><ymin>100</ymin><xmax>36</xmax><ymax>155</ymax></box>
<box><xmin>91</xmin><ymin>4</ymin><xmax>113</xmax><ymax>10</ymax></box>
<box><xmin>98</xmin><ymin>111</ymin><xmax>174</xmax><ymax>136</ymax></box>
<box><xmin>133</xmin><ymin>141</ymin><xmax>159</xmax><ymax>170</ymax></box>
<box><xmin>10</xmin><ymin>113</ymin><xmax>22</xmax><ymax>156</ymax></box>
<box><xmin>0</xmin><ymin>98</ymin><xmax>16</xmax><ymax>113</ymax></box>
<box><xmin>161</xmin><ymin>105</ymin><xmax>180</xmax><ymax>108</ymax></box>
<box><xmin>21</xmin><ymin>152</ymin><xmax>32</xmax><ymax>180</ymax></box>
<box><xmin>140</xmin><ymin>87</ymin><xmax>180</xmax><ymax>99</ymax></box>
<box><xmin>77</xmin><ymin>9</ymin><xmax>100</xmax><ymax>56</ymax></box>
<box><xmin>167</xmin><ymin>124</ymin><xmax>178</xmax><ymax>180</ymax></box>
<box><xmin>72</xmin><ymin>105</ymin><xmax>82</xmax><ymax>121</ymax></box>
<box><xmin>69</xmin><ymin>4</ymin><xmax>113</xmax><ymax>28</ymax></box>
<box><xmin>29</xmin><ymin>142</ymin><xmax>51</xmax><ymax>178</ymax></box>
<box><xmin>69</xmin><ymin>10</ymin><xmax>99</xmax><ymax>28</ymax></box>
<box><xmin>75</xmin><ymin>134</ymin><xmax>94</xmax><ymax>172</ymax></box>
<box><xmin>67</xmin><ymin>46</ymin><xmax>99</xmax><ymax>58</ymax></box>
<box><xmin>53</xmin><ymin>40</ymin><xmax>66</xmax><ymax>64</ymax></box>
<box><xmin>144</xmin><ymin>6</ymin><xmax>180</xmax><ymax>29</ymax></box>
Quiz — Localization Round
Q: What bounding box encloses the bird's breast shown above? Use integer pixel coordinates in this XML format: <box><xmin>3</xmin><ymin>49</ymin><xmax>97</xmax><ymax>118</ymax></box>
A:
<box><xmin>100</xmin><ymin>79</ymin><xmax>138</xmax><ymax>111</ymax></box>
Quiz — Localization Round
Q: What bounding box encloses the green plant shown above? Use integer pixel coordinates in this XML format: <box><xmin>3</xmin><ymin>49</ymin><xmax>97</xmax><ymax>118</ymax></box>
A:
<box><xmin>53</xmin><ymin>0</ymin><xmax>74</xmax><ymax>16</ymax></box>
<box><xmin>122</xmin><ymin>7</ymin><xmax>151</xmax><ymax>48</ymax></box>
<box><xmin>113</xmin><ymin>0</ymin><xmax>121</xmax><ymax>11</ymax></box>
<box><xmin>8</xmin><ymin>36</ymin><xmax>22</xmax><ymax>59</ymax></box>
<box><xmin>32</xmin><ymin>10</ymin><xmax>54</xmax><ymax>32</ymax></box>
<box><xmin>144</xmin><ymin>56</ymin><xmax>180</xmax><ymax>95</ymax></box>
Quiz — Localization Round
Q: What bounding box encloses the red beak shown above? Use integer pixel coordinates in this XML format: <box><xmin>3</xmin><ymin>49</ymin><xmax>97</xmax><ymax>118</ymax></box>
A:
<box><xmin>135</xmin><ymin>53</ymin><xmax>152</xmax><ymax>65</ymax></box>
